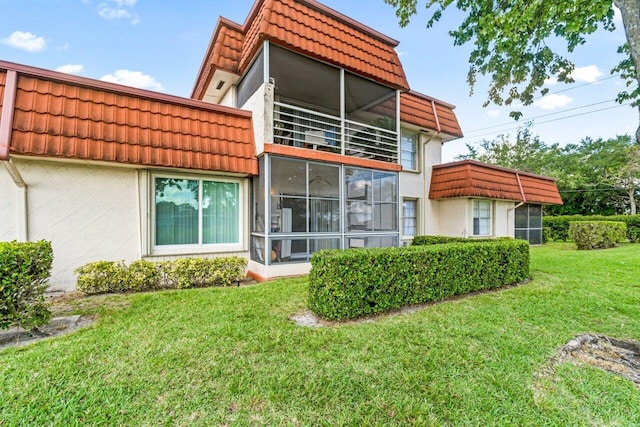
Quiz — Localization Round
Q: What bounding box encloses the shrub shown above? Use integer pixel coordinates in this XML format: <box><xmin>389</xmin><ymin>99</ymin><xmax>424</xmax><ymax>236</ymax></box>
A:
<box><xmin>0</xmin><ymin>240</ymin><xmax>53</xmax><ymax>331</ymax></box>
<box><xmin>159</xmin><ymin>257</ymin><xmax>247</xmax><ymax>289</ymax></box>
<box><xmin>309</xmin><ymin>239</ymin><xmax>530</xmax><ymax>321</ymax></box>
<box><xmin>76</xmin><ymin>256</ymin><xmax>247</xmax><ymax>294</ymax></box>
<box><xmin>544</xmin><ymin>215</ymin><xmax>640</xmax><ymax>243</ymax></box>
<box><xmin>569</xmin><ymin>221</ymin><xmax>627</xmax><ymax>250</ymax></box>
<box><xmin>75</xmin><ymin>261</ymin><xmax>127</xmax><ymax>294</ymax></box>
<box><xmin>123</xmin><ymin>260</ymin><xmax>160</xmax><ymax>292</ymax></box>
<box><xmin>412</xmin><ymin>235</ymin><xmax>513</xmax><ymax>245</ymax></box>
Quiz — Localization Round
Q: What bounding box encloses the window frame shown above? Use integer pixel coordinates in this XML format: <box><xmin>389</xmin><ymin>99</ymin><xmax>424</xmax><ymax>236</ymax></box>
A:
<box><xmin>400</xmin><ymin>130</ymin><xmax>419</xmax><ymax>172</ymax></box>
<box><xmin>401</xmin><ymin>198</ymin><xmax>419</xmax><ymax>239</ymax></box>
<box><xmin>472</xmin><ymin>199</ymin><xmax>492</xmax><ymax>237</ymax></box>
<box><xmin>150</xmin><ymin>172</ymin><xmax>245</xmax><ymax>256</ymax></box>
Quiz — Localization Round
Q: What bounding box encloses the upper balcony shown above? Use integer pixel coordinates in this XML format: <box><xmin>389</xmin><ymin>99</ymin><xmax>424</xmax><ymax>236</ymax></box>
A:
<box><xmin>237</xmin><ymin>43</ymin><xmax>400</xmax><ymax>164</ymax></box>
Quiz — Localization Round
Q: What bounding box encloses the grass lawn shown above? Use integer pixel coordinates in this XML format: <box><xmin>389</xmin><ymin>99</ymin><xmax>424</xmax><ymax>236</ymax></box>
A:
<box><xmin>1</xmin><ymin>243</ymin><xmax>639</xmax><ymax>426</ymax></box>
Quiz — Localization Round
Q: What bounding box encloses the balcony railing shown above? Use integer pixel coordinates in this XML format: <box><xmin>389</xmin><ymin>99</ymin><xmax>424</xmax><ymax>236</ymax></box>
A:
<box><xmin>273</xmin><ymin>102</ymin><xmax>398</xmax><ymax>163</ymax></box>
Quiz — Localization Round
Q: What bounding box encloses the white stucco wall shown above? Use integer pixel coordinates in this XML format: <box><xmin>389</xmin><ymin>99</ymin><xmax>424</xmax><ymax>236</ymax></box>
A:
<box><xmin>494</xmin><ymin>200</ymin><xmax>517</xmax><ymax>237</ymax></box>
<box><xmin>399</xmin><ymin>131</ymin><xmax>445</xmax><ymax>241</ymax></box>
<box><xmin>239</xmin><ymin>81</ymin><xmax>272</xmax><ymax>156</ymax></box>
<box><xmin>3</xmin><ymin>158</ymin><xmax>141</xmax><ymax>291</ymax></box>
<box><xmin>0</xmin><ymin>163</ymin><xmax>18</xmax><ymax>241</ymax></box>
<box><xmin>435</xmin><ymin>198</ymin><xmax>469</xmax><ymax>237</ymax></box>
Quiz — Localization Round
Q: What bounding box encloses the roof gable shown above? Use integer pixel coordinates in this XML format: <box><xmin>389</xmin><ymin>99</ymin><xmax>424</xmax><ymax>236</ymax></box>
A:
<box><xmin>429</xmin><ymin>160</ymin><xmax>563</xmax><ymax>205</ymax></box>
<box><xmin>0</xmin><ymin>61</ymin><xmax>257</xmax><ymax>175</ymax></box>
<box><xmin>193</xmin><ymin>0</ymin><xmax>409</xmax><ymax>99</ymax></box>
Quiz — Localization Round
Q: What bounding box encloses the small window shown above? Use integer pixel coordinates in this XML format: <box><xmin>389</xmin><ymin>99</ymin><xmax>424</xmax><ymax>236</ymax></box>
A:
<box><xmin>402</xmin><ymin>199</ymin><xmax>418</xmax><ymax>237</ymax></box>
<box><xmin>153</xmin><ymin>175</ymin><xmax>242</xmax><ymax>250</ymax></box>
<box><xmin>401</xmin><ymin>131</ymin><xmax>418</xmax><ymax>171</ymax></box>
<box><xmin>473</xmin><ymin>200</ymin><xmax>491</xmax><ymax>236</ymax></box>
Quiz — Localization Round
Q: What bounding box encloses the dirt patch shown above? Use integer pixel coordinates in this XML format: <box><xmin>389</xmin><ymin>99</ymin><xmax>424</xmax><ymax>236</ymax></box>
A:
<box><xmin>0</xmin><ymin>315</ymin><xmax>96</xmax><ymax>351</ymax></box>
<box><xmin>554</xmin><ymin>334</ymin><xmax>640</xmax><ymax>387</ymax></box>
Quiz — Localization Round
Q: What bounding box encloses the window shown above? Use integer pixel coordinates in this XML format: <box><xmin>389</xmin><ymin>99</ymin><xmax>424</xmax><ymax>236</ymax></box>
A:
<box><xmin>346</xmin><ymin>168</ymin><xmax>398</xmax><ymax>233</ymax></box>
<box><xmin>473</xmin><ymin>200</ymin><xmax>491</xmax><ymax>236</ymax></box>
<box><xmin>401</xmin><ymin>131</ymin><xmax>418</xmax><ymax>171</ymax></box>
<box><xmin>515</xmin><ymin>204</ymin><xmax>543</xmax><ymax>244</ymax></box>
<box><xmin>402</xmin><ymin>199</ymin><xmax>418</xmax><ymax>237</ymax></box>
<box><xmin>154</xmin><ymin>176</ymin><xmax>241</xmax><ymax>248</ymax></box>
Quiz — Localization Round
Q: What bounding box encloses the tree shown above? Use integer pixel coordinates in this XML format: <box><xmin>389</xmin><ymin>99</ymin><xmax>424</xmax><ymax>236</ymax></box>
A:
<box><xmin>460</xmin><ymin>130</ymin><xmax>639</xmax><ymax>215</ymax></box>
<box><xmin>384</xmin><ymin>0</ymin><xmax>640</xmax><ymax>142</ymax></box>
<box><xmin>457</xmin><ymin>124</ymin><xmax>562</xmax><ymax>175</ymax></box>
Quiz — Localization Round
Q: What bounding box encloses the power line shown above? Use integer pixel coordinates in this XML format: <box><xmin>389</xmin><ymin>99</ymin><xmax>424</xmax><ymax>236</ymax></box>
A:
<box><xmin>534</xmin><ymin>74</ymin><xmax>621</xmax><ymax>100</ymax></box>
<box><xmin>465</xmin><ymin>99</ymin><xmax>618</xmax><ymax>134</ymax></box>
<box><xmin>463</xmin><ymin>102</ymin><xmax>632</xmax><ymax>140</ymax></box>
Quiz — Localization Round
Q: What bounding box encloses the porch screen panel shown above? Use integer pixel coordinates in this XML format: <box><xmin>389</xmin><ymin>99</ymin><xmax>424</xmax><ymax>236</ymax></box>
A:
<box><xmin>203</xmin><ymin>181</ymin><xmax>240</xmax><ymax>244</ymax></box>
<box><xmin>155</xmin><ymin>178</ymin><xmax>199</xmax><ymax>245</ymax></box>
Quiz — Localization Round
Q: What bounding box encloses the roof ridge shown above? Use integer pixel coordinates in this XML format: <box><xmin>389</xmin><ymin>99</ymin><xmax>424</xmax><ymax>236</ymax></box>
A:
<box><xmin>0</xmin><ymin>60</ymin><xmax>251</xmax><ymax>118</ymax></box>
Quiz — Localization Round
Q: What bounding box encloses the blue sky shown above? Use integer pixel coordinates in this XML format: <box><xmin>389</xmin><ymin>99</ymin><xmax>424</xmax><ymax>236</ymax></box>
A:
<box><xmin>1</xmin><ymin>0</ymin><xmax>636</xmax><ymax>161</ymax></box>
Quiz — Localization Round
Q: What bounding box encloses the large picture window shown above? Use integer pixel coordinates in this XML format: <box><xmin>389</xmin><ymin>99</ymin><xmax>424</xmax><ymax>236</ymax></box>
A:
<box><xmin>154</xmin><ymin>176</ymin><xmax>241</xmax><ymax>247</ymax></box>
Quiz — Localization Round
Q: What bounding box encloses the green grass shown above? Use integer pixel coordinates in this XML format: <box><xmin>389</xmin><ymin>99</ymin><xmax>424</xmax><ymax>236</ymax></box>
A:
<box><xmin>1</xmin><ymin>243</ymin><xmax>639</xmax><ymax>426</ymax></box>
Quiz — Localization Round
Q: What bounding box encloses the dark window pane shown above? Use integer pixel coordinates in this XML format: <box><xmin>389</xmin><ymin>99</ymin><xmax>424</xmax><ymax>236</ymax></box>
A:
<box><xmin>155</xmin><ymin>178</ymin><xmax>199</xmax><ymax>245</ymax></box>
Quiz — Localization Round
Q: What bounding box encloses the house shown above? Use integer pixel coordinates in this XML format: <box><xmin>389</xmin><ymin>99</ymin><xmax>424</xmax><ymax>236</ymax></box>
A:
<box><xmin>0</xmin><ymin>0</ymin><xmax>561</xmax><ymax>291</ymax></box>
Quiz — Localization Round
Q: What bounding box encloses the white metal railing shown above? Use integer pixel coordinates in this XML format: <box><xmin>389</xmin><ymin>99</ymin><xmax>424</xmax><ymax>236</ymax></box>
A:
<box><xmin>273</xmin><ymin>102</ymin><xmax>398</xmax><ymax>163</ymax></box>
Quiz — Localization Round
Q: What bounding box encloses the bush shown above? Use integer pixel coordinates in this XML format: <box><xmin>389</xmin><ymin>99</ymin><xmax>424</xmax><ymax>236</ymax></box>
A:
<box><xmin>309</xmin><ymin>240</ymin><xmax>530</xmax><ymax>321</ymax></box>
<box><xmin>412</xmin><ymin>236</ymin><xmax>513</xmax><ymax>245</ymax></box>
<box><xmin>0</xmin><ymin>240</ymin><xmax>53</xmax><ymax>331</ymax></box>
<box><xmin>76</xmin><ymin>256</ymin><xmax>247</xmax><ymax>294</ymax></box>
<box><xmin>569</xmin><ymin>221</ymin><xmax>627</xmax><ymax>250</ymax></box>
<box><xmin>159</xmin><ymin>257</ymin><xmax>247</xmax><ymax>289</ymax></box>
<box><xmin>75</xmin><ymin>261</ymin><xmax>128</xmax><ymax>294</ymax></box>
<box><xmin>544</xmin><ymin>215</ymin><xmax>640</xmax><ymax>243</ymax></box>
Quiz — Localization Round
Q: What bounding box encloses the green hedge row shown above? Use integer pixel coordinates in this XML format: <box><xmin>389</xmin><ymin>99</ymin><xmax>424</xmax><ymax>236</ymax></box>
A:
<box><xmin>544</xmin><ymin>215</ymin><xmax>640</xmax><ymax>243</ymax></box>
<box><xmin>308</xmin><ymin>239</ymin><xmax>530</xmax><ymax>321</ymax></box>
<box><xmin>412</xmin><ymin>235</ymin><xmax>513</xmax><ymax>245</ymax></box>
<box><xmin>75</xmin><ymin>257</ymin><xmax>247</xmax><ymax>295</ymax></box>
<box><xmin>569</xmin><ymin>221</ymin><xmax>627</xmax><ymax>250</ymax></box>
<box><xmin>1</xmin><ymin>240</ymin><xmax>52</xmax><ymax>331</ymax></box>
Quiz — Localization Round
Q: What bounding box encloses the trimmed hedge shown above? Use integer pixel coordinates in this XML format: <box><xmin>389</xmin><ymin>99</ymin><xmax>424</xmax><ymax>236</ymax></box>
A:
<box><xmin>569</xmin><ymin>221</ymin><xmax>627</xmax><ymax>250</ymax></box>
<box><xmin>544</xmin><ymin>215</ymin><xmax>640</xmax><ymax>243</ymax></box>
<box><xmin>309</xmin><ymin>239</ymin><xmax>530</xmax><ymax>321</ymax></box>
<box><xmin>412</xmin><ymin>235</ymin><xmax>513</xmax><ymax>245</ymax></box>
<box><xmin>75</xmin><ymin>256</ymin><xmax>247</xmax><ymax>295</ymax></box>
<box><xmin>1</xmin><ymin>240</ymin><xmax>53</xmax><ymax>330</ymax></box>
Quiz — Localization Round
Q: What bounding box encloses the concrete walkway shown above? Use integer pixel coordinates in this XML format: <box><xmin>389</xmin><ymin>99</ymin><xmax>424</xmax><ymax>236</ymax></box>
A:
<box><xmin>0</xmin><ymin>315</ymin><xmax>95</xmax><ymax>351</ymax></box>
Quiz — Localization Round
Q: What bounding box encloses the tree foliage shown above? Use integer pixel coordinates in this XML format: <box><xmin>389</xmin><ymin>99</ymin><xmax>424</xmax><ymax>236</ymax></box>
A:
<box><xmin>459</xmin><ymin>129</ymin><xmax>640</xmax><ymax>215</ymax></box>
<box><xmin>385</xmin><ymin>0</ymin><xmax>640</xmax><ymax>136</ymax></box>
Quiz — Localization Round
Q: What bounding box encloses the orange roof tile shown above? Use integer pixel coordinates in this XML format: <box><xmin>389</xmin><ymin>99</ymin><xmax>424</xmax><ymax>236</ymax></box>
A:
<box><xmin>193</xmin><ymin>0</ymin><xmax>409</xmax><ymax>99</ymax></box>
<box><xmin>0</xmin><ymin>61</ymin><xmax>258</xmax><ymax>175</ymax></box>
<box><xmin>400</xmin><ymin>91</ymin><xmax>463</xmax><ymax>139</ymax></box>
<box><xmin>429</xmin><ymin>160</ymin><xmax>562</xmax><ymax>205</ymax></box>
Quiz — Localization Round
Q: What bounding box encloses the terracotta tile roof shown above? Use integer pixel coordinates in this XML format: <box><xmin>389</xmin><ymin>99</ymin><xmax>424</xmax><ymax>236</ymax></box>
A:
<box><xmin>400</xmin><ymin>91</ymin><xmax>463</xmax><ymax>139</ymax></box>
<box><xmin>193</xmin><ymin>0</ymin><xmax>409</xmax><ymax>99</ymax></box>
<box><xmin>0</xmin><ymin>61</ymin><xmax>258</xmax><ymax>175</ymax></box>
<box><xmin>429</xmin><ymin>160</ymin><xmax>562</xmax><ymax>205</ymax></box>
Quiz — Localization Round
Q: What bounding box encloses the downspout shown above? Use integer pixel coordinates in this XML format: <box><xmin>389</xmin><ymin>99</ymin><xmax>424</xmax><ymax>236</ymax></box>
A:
<box><xmin>507</xmin><ymin>172</ymin><xmax>527</xmax><ymax>237</ymax></box>
<box><xmin>0</xmin><ymin>70</ymin><xmax>28</xmax><ymax>241</ymax></box>
<box><xmin>422</xmin><ymin>100</ymin><xmax>443</xmax><ymax>236</ymax></box>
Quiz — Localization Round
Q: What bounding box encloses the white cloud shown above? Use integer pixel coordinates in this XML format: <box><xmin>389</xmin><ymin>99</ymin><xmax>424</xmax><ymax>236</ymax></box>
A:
<box><xmin>100</xmin><ymin>69</ymin><xmax>164</xmax><ymax>91</ymax></box>
<box><xmin>544</xmin><ymin>77</ymin><xmax>558</xmax><ymax>86</ymax></box>
<box><xmin>55</xmin><ymin>64</ymin><xmax>85</xmax><ymax>75</ymax></box>
<box><xmin>570</xmin><ymin>65</ymin><xmax>604</xmax><ymax>83</ymax></box>
<box><xmin>1</xmin><ymin>31</ymin><xmax>47</xmax><ymax>52</ymax></box>
<box><xmin>486</xmin><ymin>109</ymin><xmax>500</xmax><ymax>118</ymax></box>
<box><xmin>56</xmin><ymin>43</ymin><xmax>70</xmax><ymax>51</ymax></box>
<box><xmin>534</xmin><ymin>94</ymin><xmax>573</xmax><ymax>110</ymax></box>
<box><xmin>98</xmin><ymin>0</ymin><xmax>139</xmax><ymax>24</ymax></box>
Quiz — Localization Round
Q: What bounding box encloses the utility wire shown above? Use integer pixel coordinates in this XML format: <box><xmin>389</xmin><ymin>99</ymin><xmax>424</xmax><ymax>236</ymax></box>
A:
<box><xmin>533</xmin><ymin>74</ymin><xmax>621</xmax><ymax>100</ymax></box>
<box><xmin>463</xmin><ymin>102</ymin><xmax>632</xmax><ymax>140</ymax></box>
<box><xmin>465</xmin><ymin>99</ymin><xmax>618</xmax><ymax>134</ymax></box>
